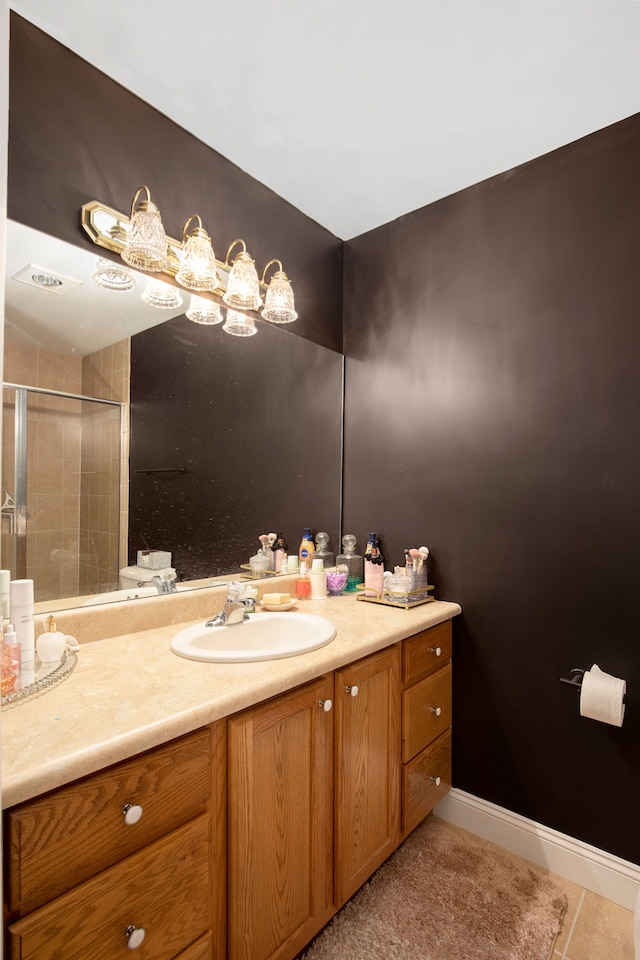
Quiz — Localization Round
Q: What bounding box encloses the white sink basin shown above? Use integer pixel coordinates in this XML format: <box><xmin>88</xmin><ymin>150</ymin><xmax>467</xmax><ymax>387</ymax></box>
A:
<box><xmin>170</xmin><ymin>611</ymin><xmax>336</xmax><ymax>663</ymax></box>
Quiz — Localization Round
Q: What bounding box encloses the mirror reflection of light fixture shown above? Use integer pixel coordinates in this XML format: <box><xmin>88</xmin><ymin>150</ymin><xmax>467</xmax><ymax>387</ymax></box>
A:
<box><xmin>222</xmin><ymin>240</ymin><xmax>262</xmax><ymax>311</ymax></box>
<box><xmin>222</xmin><ymin>308</ymin><xmax>257</xmax><ymax>337</ymax></box>
<box><xmin>260</xmin><ymin>259</ymin><xmax>298</xmax><ymax>324</ymax></box>
<box><xmin>175</xmin><ymin>215</ymin><xmax>219</xmax><ymax>292</ymax></box>
<box><xmin>121</xmin><ymin>186</ymin><xmax>169</xmax><ymax>272</ymax></box>
<box><xmin>91</xmin><ymin>256</ymin><xmax>136</xmax><ymax>292</ymax></box>
<box><xmin>186</xmin><ymin>294</ymin><xmax>223</xmax><ymax>325</ymax></box>
<box><xmin>141</xmin><ymin>276</ymin><xmax>183</xmax><ymax>310</ymax></box>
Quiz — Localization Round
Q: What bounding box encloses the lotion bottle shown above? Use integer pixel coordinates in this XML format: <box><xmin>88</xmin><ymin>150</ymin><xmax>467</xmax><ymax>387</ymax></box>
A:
<box><xmin>309</xmin><ymin>558</ymin><xmax>327</xmax><ymax>599</ymax></box>
<box><xmin>10</xmin><ymin>578</ymin><xmax>34</xmax><ymax>667</ymax></box>
<box><xmin>298</xmin><ymin>528</ymin><xmax>315</xmax><ymax>567</ymax></box>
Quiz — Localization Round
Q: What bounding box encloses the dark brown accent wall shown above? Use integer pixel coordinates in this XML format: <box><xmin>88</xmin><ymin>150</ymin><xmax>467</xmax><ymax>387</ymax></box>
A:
<box><xmin>343</xmin><ymin>113</ymin><xmax>640</xmax><ymax>863</ymax></box>
<box><xmin>8</xmin><ymin>14</ymin><xmax>343</xmax><ymax>353</ymax></box>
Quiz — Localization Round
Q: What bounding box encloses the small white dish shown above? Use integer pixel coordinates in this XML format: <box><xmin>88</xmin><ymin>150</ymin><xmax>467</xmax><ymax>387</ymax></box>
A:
<box><xmin>261</xmin><ymin>599</ymin><xmax>296</xmax><ymax>612</ymax></box>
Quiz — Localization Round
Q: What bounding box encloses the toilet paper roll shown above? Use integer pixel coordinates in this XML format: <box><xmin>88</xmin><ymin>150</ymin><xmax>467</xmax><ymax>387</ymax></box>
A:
<box><xmin>579</xmin><ymin>664</ymin><xmax>626</xmax><ymax>727</ymax></box>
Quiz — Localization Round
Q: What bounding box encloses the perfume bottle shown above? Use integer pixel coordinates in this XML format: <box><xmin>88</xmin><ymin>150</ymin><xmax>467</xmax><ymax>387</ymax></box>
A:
<box><xmin>336</xmin><ymin>535</ymin><xmax>363</xmax><ymax>593</ymax></box>
<box><xmin>314</xmin><ymin>532</ymin><xmax>335</xmax><ymax>569</ymax></box>
<box><xmin>364</xmin><ymin>537</ymin><xmax>385</xmax><ymax>598</ymax></box>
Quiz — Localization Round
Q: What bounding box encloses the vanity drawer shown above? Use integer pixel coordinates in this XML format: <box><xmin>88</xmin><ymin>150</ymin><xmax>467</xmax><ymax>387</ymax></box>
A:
<box><xmin>6</xmin><ymin>726</ymin><xmax>213</xmax><ymax>917</ymax></box>
<box><xmin>402</xmin><ymin>663</ymin><xmax>451</xmax><ymax>763</ymax></box>
<box><xmin>8</xmin><ymin>815</ymin><xmax>211</xmax><ymax>960</ymax></box>
<box><xmin>403</xmin><ymin>621</ymin><xmax>452</xmax><ymax>684</ymax></box>
<box><xmin>402</xmin><ymin>729</ymin><xmax>451</xmax><ymax>835</ymax></box>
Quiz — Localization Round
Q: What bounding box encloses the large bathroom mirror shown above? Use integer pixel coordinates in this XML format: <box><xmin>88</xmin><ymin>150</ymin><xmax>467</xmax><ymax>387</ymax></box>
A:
<box><xmin>2</xmin><ymin>220</ymin><xmax>344</xmax><ymax>612</ymax></box>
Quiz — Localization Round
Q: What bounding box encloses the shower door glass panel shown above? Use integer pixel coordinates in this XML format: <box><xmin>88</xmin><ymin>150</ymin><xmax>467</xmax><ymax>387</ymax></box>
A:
<box><xmin>1</xmin><ymin>386</ymin><xmax>122</xmax><ymax>604</ymax></box>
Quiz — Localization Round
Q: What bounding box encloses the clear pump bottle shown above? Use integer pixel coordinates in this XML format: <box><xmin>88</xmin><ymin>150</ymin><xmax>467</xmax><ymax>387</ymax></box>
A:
<box><xmin>336</xmin><ymin>535</ymin><xmax>363</xmax><ymax>593</ymax></box>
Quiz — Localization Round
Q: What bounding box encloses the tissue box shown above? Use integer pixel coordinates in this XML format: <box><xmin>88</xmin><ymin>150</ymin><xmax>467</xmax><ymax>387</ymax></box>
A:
<box><xmin>137</xmin><ymin>550</ymin><xmax>172</xmax><ymax>570</ymax></box>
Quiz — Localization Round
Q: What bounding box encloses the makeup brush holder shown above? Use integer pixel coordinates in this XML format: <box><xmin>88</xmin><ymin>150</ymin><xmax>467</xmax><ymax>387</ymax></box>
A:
<box><xmin>406</xmin><ymin>563</ymin><xmax>429</xmax><ymax>598</ymax></box>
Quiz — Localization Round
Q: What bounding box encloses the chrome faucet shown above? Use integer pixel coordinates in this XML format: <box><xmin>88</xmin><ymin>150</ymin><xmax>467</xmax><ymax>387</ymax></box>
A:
<box><xmin>206</xmin><ymin>599</ymin><xmax>251</xmax><ymax>627</ymax></box>
<box><xmin>151</xmin><ymin>573</ymin><xmax>178</xmax><ymax>595</ymax></box>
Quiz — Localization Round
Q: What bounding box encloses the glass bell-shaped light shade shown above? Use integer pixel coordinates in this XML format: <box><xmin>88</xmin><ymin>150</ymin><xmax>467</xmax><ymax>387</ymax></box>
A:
<box><xmin>261</xmin><ymin>262</ymin><xmax>298</xmax><ymax>323</ymax></box>
<box><xmin>186</xmin><ymin>294</ymin><xmax>223</xmax><ymax>325</ymax></box>
<box><xmin>141</xmin><ymin>276</ymin><xmax>183</xmax><ymax>310</ymax></box>
<box><xmin>222</xmin><ymin>241</ymin><xmax>262</xmax><ymax>311</ymax></box>
<box><xmin>91</xmin><ymin>256</ymin><xmax>136</xmax><ymax>292</ymax></box>
<box><xmin>222</xmin><ymin>308</ymin><xmax>257</xmax><ymax>337</ymax></box>
<box><xmin>175</xmin><ymin>215</ymin><xmax>219</xmax><ymax>292</ymax></box>
<box><xmin>121</xmin><ymin>186</ymin><xmax>169</xmax><ymax>272</ymax></box>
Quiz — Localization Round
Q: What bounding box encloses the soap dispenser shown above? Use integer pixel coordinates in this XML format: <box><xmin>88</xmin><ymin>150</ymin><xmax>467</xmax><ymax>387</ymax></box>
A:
<box><xmin>336</xmin><ymin>535</ymin><xmax>363</xmax><ymax>593</ymax></box>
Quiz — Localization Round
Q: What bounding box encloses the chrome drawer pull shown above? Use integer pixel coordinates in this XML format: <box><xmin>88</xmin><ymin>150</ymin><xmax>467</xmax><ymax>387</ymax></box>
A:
<box><xmin>125</xmin><ymin>925</ymin><xmax>146</xmax><ymax>949</ymax></box>
<box><xmin>431</xmin><ymin>706</ymin><xmax>442</xmax><ymax>717</ymax></box>
<box><xmin>318</xmin><ymin>698</ymin><xmax>333</xmax><ymax>712</ymax></box>
<box><xmin>430</xmin><ymin>646</ymin><xmax>442</xmax><ymax>657</ymax></box>
<box><xmin>346</xmin><ymin>684</ymin><xmax>359</xmax><ymax>697</ymax></box>
<box><xmin>123</xmin><ymin>803</ymin><xmax>143</xmax><ymax>826</ymax></box>
<box><xmin>430</xmin><ymin>776</ymin><xmax>441</xmax><ymax>787</ymax></box>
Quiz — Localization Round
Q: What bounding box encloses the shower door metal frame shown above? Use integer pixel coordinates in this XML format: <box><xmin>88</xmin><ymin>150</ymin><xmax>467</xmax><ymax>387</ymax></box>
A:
<box><xmin>3</xmin><ymin>381</ymin><xmax>125</xmax><ymax>581</ymax></box>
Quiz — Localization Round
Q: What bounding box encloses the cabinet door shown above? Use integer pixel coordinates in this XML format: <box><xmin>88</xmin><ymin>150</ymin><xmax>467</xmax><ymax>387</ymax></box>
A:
<box><xmin>228</xmin><ymin>675</ymin><xmax>334</xmax><ymax>960</ymax></box>
<box><xmin>334</xmin><ymin>645</ymin><xmax>401</xmax><ymax>907</ymax></box>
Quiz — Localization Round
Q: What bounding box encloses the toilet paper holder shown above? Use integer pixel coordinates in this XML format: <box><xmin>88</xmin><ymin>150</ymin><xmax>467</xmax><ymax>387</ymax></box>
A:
<box><xmin>560</xmin><ymin>668</ymin><xmax>585</xmax><ymax>690</ymax></box>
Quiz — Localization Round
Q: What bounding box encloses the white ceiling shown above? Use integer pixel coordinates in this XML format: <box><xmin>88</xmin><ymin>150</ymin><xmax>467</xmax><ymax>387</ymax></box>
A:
<box><xmin>8</xmin><ymin>1</ymin><xmax>640</xmax><ymax>240</ymax></box>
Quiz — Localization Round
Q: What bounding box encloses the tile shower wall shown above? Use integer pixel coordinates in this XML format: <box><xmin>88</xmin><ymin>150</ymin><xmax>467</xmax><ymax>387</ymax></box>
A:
<box><xmin>2</xmin><ymin>338</ymin><xmax>129</xmax><ymax>602</ymax></box>
<box><xmin>3</xmin><ymin>340</ymin><xmax>83</xmax><ymax>601</ymax></box>
<box><xmin>80</xmin><ymin>339</ymin><xmax>130</xmax><ymax>595</ymax></box>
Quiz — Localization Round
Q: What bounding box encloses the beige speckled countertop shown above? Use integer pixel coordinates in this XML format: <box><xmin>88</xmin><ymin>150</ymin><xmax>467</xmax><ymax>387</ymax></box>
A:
<box><xmin>1</xmin><ymin>588</ymin><xmax>461</xmax><ymax>809</ymax></box>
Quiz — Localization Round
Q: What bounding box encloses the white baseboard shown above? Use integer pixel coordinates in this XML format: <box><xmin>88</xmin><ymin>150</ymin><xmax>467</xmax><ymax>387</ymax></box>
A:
<box><xmin>434</xmin><ymin>788</ymin><xmax>640</xmax><ymax>911</ymax></box>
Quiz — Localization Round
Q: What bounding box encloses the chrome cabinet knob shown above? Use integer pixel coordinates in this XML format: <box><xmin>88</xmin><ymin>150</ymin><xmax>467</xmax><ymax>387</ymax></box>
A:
<box><xmin>346</xmin><ymin>684</ymin><xmax>359</xmax><ymax>697</ymax></box>
<box><xmin>123</xmin><ymin>803</ymin><xmax>143</xmax><ymax>826</ymax></box>
<box><xmin>318</xmin><ymin>698</ymin><xmax>333</xmax><ymax>712</ymax></box>
<box><xmin>431</xmin><ymin>706</ymin><xmax>442</xmax><ymax>717</ymax></box>
<box><xmin>125</xmin><ymin>925</ymin><xmax>146</xmax><ymax>949</ymax></box>
<box><xmin>430</xmin><ymin>776</ymin><xmax>441</xmax><ymax>787</ymax></box>
<box><xmin>430</xmin><ymin>646</ymin><xmax>442</xmax><ymax>657</ymax></box>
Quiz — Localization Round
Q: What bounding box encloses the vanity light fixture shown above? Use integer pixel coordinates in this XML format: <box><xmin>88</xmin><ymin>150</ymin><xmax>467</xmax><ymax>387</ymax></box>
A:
<box><xmin>222</xmin><ymin>308</ymin><xmax>257</xmax><ymax>337</ymax></box>
<box><xmin>186</xmin><ymin>294</ymin><xmax>223</xmax><ymax>325</ymax></box>
<box><xmin>261</xmin><ymin>259</ymin><xmax>298</xmax><ymax>324</ymax></box>
<box><xmin>175</xmin><ymin>215</ymin><xmax>219</xmax><ymax>292</ymax></box>
<box><xmin>91</xmin><ymin>257</ymin><xmax>136</xmax><ymax>292</ymax></box>
<box><xmin>80</xmin><ymin>189</ymin><xmax>298</xmax><ymax>331</ymax></box>
<box><xmin>121</xmin><ymin>186</ymin><xmax>169</xmax><ymax>273</ymax></box>
<box><xmin>141</xmin><ymin>276</ymin><xmax>183</xmax><ymax>310</ymax></box>
<box><xmin>222</xmin><ymin>240</ymin><xmax>262</xmax><ymax>311</ymax></box>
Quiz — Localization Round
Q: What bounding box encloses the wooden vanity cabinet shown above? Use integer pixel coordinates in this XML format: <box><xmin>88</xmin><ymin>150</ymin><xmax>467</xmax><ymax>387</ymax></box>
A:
<box><xmin>227</xmin><ymin>645</ymin><xmax>401</xmax><ymax>960</ymax></box>
<box><xmin>401</xmin><ymin>621</ymin><xmax>452</xmax><ymax>838</ymax></box>
<box><xmin>4</xmin><ymin>723</ymin><xmax>227</xmax><ymax>960</ymax></box>
<box><xmin>334</xmin><ymin>645</ymin><xmax>401</xmax><ymax>907</ymax></box>
<box><xmin>227</xmin><ymin>674</ymin><xmax>335</xmax><ymax>960</ymax></box>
